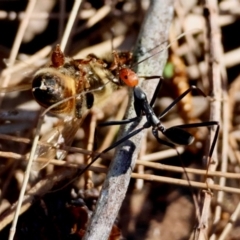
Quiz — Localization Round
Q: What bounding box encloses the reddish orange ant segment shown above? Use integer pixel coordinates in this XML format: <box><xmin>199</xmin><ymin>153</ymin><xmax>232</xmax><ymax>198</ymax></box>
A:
<box><xmin>119</xmin><ymin>68</ymin><xmax>139</xmax><ymax>87</ymax></box>
<box><xmin>51</xmin><ymin>44</ymin><xmax>65</xmax><ymax>68</ymax></box>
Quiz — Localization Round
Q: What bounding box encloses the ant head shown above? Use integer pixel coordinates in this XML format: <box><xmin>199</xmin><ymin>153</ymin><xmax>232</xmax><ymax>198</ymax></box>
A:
<box><xmin>119</xmin><ymin>68</ymin><xmax>139</xmax><ymax>87</ymax></box>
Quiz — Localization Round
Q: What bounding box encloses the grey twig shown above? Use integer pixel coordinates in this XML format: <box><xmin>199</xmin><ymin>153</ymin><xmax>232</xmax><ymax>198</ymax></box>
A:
<box><xmin>83</xmin><ymin>0</ymin><xmax>174</xmax><ymax>239</ymax></box>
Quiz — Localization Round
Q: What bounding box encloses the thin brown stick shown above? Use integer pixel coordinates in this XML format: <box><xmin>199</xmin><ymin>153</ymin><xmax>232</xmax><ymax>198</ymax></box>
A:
<box><xmin>75</xmin><ymin>5</ymin><xmax>111</xmax><ymax>35</ymax></box>
<box><xmin>218</xmin><ymin>201</ymin><xmax>240</xmax><ymax>240</ymax></box>
<box><xmin>196</xmin><ymin>1</ymin><xmax>222</xmax><ymax>239</ymax></box>
<box><xmin>135</xmin><ymin>132</ymin><xmax>147</xmax><ymax>190</ymax></box>
<box><xmin>0</xmin><ymin>0</ymin><xmax>37</xmax><ymax>107</ymax></box>
<box><xmin>7</xmin><ymin>2</ymin><xmax>37</xmax><ymax>240</ymax></box>
<box><xmin>210</xmin><ymin>19</ymin><xmax>229</xmax><ymax>240</ymax></box>
<box><xmin>97</xmin><ymin>91</ymin><xmax>129</xmax><ymax>152</ymax></box>
<box><xmin>2</xmin><ymin>156</ymin><xmax>240</xmax><ymax>234</ymax></box>
<box><xmin>1</xmin><ymin>151</ymin><xmax>240</xmax><ymax>180</ymax></box>
<box><xmin>60</xmin><ymin>0</ymin><xmax>82</xmax><ymax>51</ymax></box>
<box><xmin>1</xmin><ymin>161</ymin><xmax>239</xmax><ymax>233</ymax></box>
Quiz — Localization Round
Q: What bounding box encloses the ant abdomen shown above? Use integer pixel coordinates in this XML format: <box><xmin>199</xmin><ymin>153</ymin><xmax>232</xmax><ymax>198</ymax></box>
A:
<box><xmin>163</xmin><ymin>127</ymin><xmax>195</xmax><ymax>145</ymax></box>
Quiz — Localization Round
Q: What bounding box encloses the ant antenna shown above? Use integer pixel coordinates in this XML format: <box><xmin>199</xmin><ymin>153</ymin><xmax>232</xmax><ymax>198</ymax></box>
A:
<box><xmin>132</xmin><ymin>28</ymin><xmax>202</xmax><ymax>68</ymax></box>
<box><xmin>61</xmin><ymin>78</ymin><xmax>219</xmax><ymax>197</ymax></box>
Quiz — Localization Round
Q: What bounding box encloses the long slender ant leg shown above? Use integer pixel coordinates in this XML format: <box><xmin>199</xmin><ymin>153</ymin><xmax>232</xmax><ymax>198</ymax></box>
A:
<box><xmin>152</xmin><ymin>127</ymin><xmax>201</xmax><ymax>217</ymax></box>
<box><xmin>76</xmin><ymin>125</ymin><xmax>147</xmax><ymax>176</ymax></box>
<box><xmin>152</xmin><ymin>127</ymin><xmax>194</xmax><ymax>182</ymax></box>
<box><xmin>159</xmin><ymin>86</ymin><xmax>208</xmax><ymax>119</ymax></box>
<box><xmin>172</xmin><ymin>121</ymin><xmax>219</xmax><ymax>161</ymax></box>
<box><xmin>57</xmin><ymin>125</ymin><xmax>147</xmax><ymax>191</ymax></box>
<box><xmin>167</xmin><ymin>121</ymin><xmax>220</xmax><ymax>185</ymax></box>
<box><xmin>152</xmin><ymin>127</ymin><xmax>177</xmax><ymax>149</ymax></box>
<box><xmin>99</xmin><ymin>116</ymin><xmax>139</xmax><ymax>127</ymax></box>
<box><xmin>138</xmin><ymin>76</ymin><xmax>164</xmax><ymax>107</ymax></box>
<box><xmin>149</xmin><ymin>76</ymin><xmax>164</xmax><ymax>107</ymax></box>
<box><xmin>99</xmin><ymin>76</ymin><xmax>163</xmax><ymax>127</ymax></box>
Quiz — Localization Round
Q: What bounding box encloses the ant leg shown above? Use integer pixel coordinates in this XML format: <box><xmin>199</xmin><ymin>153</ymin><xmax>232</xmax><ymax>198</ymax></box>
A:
<box><xmin>99</xmin><ymin>116</ymin><xmax>139</xmax><ymax>127</ymax></box>
<box><xmin>169</xmin><ymin>121</ymin><xmax>220</xmax><ymax>190</ymax></box>
<box><xmin>152</xmin><ymin>126</ymin><xmax>201</xmax><ymax>217</ymax></box>
<box><xmin>138</xmin><ymin>75</ymin><xmax>164</xmax><ymax>107</ymax></box>
<box><xmin>99</xmin><ymin>76</ymin><xmax>163</xmax><ymax>128</ymax></box>
<box><xmin>57</xmin><ymin>125</ymin><xmax>147</xmax><ymax>190</ymax></box>
<box><xmin>152</xmin><ymin>127</ymin><xmax>194</xmax><ymax>183</ymax></box>
<box><xmin>149</xmin><ymin>76</ymin><xmax>164</xmax><ymax>107</ymax></box>
<box><xmin>76</xmin><ymin>125</ymin><xmax>147</xmax><ymax>176</ymax></box>
<box><xmin>99</xmin><ymin>85</ymin><xmax>146</xmax><ymax>128</ymax></box>
<box><xmin>152</xmin><ymin>127</ymin><xmax>177</xmax><ymax>149</ymax></box>
<box><xmin>159</xmin><ymin>86</ymin><xmax>207</xmax><ymax>119</ymax></box>
<box><xmin>171</xmin><ymin>121</ymin><xmax>219</xmax><ymax>161</ymax></box>
<box><xmin>99</xmin><ymin>126</ymin><xmax>145</xmax><ymax>154</ymax></box>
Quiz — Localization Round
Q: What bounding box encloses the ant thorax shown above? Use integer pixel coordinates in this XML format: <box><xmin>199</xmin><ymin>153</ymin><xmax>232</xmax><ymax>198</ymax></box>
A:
<box><xmin>32</xmin><ymin>45</ymin><xmax>120</xmax><ymax>119</ymax></box>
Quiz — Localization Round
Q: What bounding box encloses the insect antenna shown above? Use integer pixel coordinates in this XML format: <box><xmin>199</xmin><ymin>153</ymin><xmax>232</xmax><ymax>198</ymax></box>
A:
<box><xmin>61</xmin><ymin>29</ymin><xmax>217</xmax><ymax>189</ymax></box>
<box><xmin>131</xmin><ymin>28</ymin><xmax>202</xmax><ymax>69</ymax></box>
<box><xmin>53</xmin><ymin>29</ymin><xmax>217</xmax><ymax>206</ymax></box>
<box><xmin>63</xmin><ymin>74</ymin><xmax>219</xmax><ymax>204</ymax></box>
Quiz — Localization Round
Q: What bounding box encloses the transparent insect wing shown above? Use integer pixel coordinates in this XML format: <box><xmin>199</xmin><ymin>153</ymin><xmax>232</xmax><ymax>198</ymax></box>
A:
<box><xmin>32</xmin><ymin>117</ymin><xmax>83</xmax><ymax>171</ymax></box>
<box><xmin>30</xmin><ymin>46</ymin><xmax>120</xmax><ymax>170</ymax></box>
<box><xmin>1</xmin><ymin>44</ymin><xmax>124</xmax><ymax>172</ymax></box>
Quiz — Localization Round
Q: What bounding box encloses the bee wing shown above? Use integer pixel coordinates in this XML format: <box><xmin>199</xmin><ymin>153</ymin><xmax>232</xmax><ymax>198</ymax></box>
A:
<box><xmin>32</xmin><ymin>117</ymin><xmax>83</xmax><ymax>171</ymax></box>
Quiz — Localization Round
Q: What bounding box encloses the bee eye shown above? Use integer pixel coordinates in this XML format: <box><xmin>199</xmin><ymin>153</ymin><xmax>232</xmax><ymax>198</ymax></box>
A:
<box><xmin>32</xmin><ymin>73</ymin><xmax>64</xmax><ymax>109</ymax></box>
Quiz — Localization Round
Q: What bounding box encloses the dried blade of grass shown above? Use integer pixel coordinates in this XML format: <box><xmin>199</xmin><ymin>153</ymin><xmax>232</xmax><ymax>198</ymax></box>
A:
<box><xmin>130</xmin><ymin>173</ymin><xmax>240</xmax><ymax>194</ymax></box>
<box><xmin>7</xmin><ymin>2</ymin><xmax>86</xmax><ymax>238</ymax></box>
<box><xmin>97</xmin><ymin>93</ymin><xmax>129</xmax><ymax>152</ymax></box>
<box><xmin>82</xmin><ymin>1</ymin><xmax>174</xmax><ymax>239</ymax></box>
<box><xmin>60</xmin><ymin>0</ymin><xmax>82</xmax><ymax>51</ymax></box>
<box><xmin>8</xmin><ymin>111</ymin><xmax>44</xmax><ymax>240</ymax></box>
<box><xmin>58</xmin><ymin>0</ymin><xmax>65</xmax><ymax>40</ymax></box>
<box><xmin>2</xmin><ymin>159</ymin><xmax>240</xmax><ymax>232</ymax></box>
<box><xmin>210</xmin><ymin>16</ymin><xmax>229</xmax><ymax>240</ymax></box>
<box><xmin>218</xmin><ymin>202</ymin><xmax>240</xmax><ymax>240</ymax></box>
<box><xmin>196</xmin><ymin>1</ymin><xmax>222</xmax><ymax>239</ymax></box>
<box><xmin>75</xmin><ymin>5</ymin><xmax>111</xmax><ymax>34</ymax></box>
<box><xmin>0</xmin><ymin>167</ymin><xmax>78</xmax><ymax>231</ymax></box>
<box><xmin>1</xmin><ymin>150</ymin><xmax>240</xmax><ymax>181</ymax></box>
<box><xmin>84</xmin><ymin>113</ymin><xmax>98</xmax><ymax>189</ymax></box>
<box><xmin>0</xmin><ymin>0</ymin><xmax>37</xmax><ymax>105</ymax></box>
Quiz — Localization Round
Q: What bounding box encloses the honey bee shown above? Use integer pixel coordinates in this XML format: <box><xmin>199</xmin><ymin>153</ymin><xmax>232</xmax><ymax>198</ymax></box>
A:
<box><xmin>31</xmin><ymin>45</ymin><xmax>157</xmax><ymax>170</ymax></box>
<box><xmin>32</xmin><ymin>45</ymin><xmax>121</xmax><ymax>119</ymax></box>
<box><xmin>1</xmin><ymin>43</ymin><xmax>160</xmax><ymax>171</ymax></box>
<box><xmin>1</xmin><ymin>45</ymin><xmax>131</xmax><ymax>170</ymax></box>
<box><xmin>31</xmin><ymin>45</ymin><xmax>129</xmax><ymax>169</ymax></box>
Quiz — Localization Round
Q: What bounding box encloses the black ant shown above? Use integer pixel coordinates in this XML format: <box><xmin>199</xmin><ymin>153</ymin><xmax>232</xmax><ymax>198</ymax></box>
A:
<box><xmin>75</xmin><ymin>51</ymin><xmax>219</xmax><ymax>179</ymax></box>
